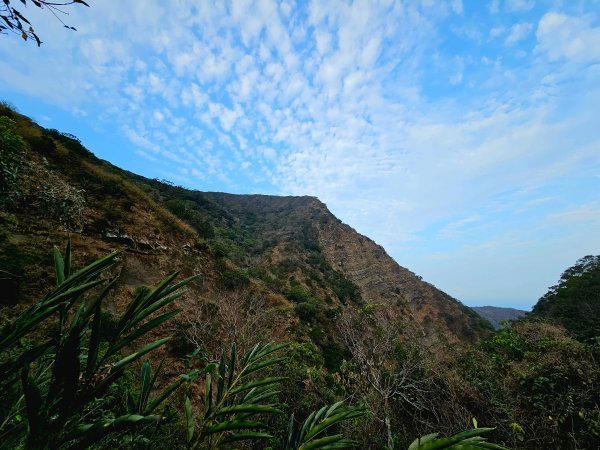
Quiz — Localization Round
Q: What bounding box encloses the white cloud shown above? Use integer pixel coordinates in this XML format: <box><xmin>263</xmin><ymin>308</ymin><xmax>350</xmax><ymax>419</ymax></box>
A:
<box><xmin>505</xmin><ymin>22</ymin><xmax>532</xmax><ymax>45</ymax></box>
<box><xmin>489</xmin><ymin>26</ymin><xmax>505</xmax><ymax>39</ymax></box>
<box><xmin>506</xmin><ymin>0</ymin><xmax>535</xmax><ymax>12</ymax></box>
<box><xmin>451</xmin><ymin>0</ymin><xmax>464</xmax><ymax>15</ymax></box>
<box><xmin>436</xmin><ymin>215</ymin><xmax>482</xmax><ymax>239</ymax></box>
<box><xmin>1</xmin><ymin>0</ymin><xmax>599</xmax><ymax>306</ymax></box>
<box><xmin>536</xmin><ymin>13</ymin><xmax>600</xmax><ymax>63</ymax></box>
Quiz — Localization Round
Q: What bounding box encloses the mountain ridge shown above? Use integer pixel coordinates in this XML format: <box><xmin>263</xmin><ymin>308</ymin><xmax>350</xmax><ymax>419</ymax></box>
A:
<box><xmin>0</xmin><ymin>105</ymin><xmax>492</xmax><ymax>365</ymax></box>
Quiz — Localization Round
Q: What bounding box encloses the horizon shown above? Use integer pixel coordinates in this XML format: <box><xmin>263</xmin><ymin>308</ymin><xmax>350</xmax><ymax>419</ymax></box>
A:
<box><xmin>1</xmin><ymin>1</ymin><xmax>599</xmax><ymax>310</ymax></box>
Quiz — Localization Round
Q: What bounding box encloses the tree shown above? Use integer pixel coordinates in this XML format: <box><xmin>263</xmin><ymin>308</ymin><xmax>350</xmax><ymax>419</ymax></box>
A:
<box><xmin>337</xmin><ymin>305</ymin><xmax>430</xmax><ymax>449</ymax></box>
<box><xmin>0</xmin><ymin>0</ymin><xmax>89</xmax><ymax>46</ymax></box>
<box><xmin>532</xmin><ymin>255</ymin><xmax>600</xmax><ymax>341</ymax></box>
<box><xmin>178</xmin><ymin>289</ymin><xmax>275</xmax><ymax>359</ymax></box>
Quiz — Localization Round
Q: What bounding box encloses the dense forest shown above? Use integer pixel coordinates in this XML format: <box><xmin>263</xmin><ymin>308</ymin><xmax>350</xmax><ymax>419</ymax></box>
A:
<box><xmin>1</xmin><ymin>103</ymin><xmax>599</xmax><ymax>449</ymax></box>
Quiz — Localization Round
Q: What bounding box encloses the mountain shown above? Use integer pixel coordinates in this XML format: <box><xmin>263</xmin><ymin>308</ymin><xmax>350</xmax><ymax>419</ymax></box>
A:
<box><xmin>471</xmin><ymin>306</ymin><xmax>528</xmax><ymax>329</ymax></box>
<box><xmin>0</xmin><ymin>105</ymin><xmax>492</xmax><ymax>369</ymax></box>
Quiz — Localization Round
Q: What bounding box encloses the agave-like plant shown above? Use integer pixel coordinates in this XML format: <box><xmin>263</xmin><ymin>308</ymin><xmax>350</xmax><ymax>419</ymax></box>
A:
<box><xmin>0</xmin><ymin>240</ymin><xmax>197</xmax><ymax>449</ymax></box>
<box><xmin>407</xmin><ymin>427</ymin><xmax>510</xmax><ymax>450</ymax></box>
<box><xmin>283</xmin><ymin>401</ymin><xmax>367</xmax><ymax>450</ymax></box>
<box><xmin>185</xmin><ymin>341</ymin><xmax>288</xmax><ymax>449</ymax></box>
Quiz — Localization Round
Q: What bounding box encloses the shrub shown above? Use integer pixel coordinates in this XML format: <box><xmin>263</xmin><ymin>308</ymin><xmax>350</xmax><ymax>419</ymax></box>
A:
<box><xmin>295</xmin><ymin>301</ymin><xmax>318</xmax><ymax>322</ymax></box>
<box><xmin>0</xmin><ymin>241</ymin><xmax>198</xmax><ymax>449</ymax></box>
<box><xmin>220</xmin><ymin>269</ymin><xmax>250</xmax><ymax>289</ymax></box>
<box><xmin>285</xmin><ymin>283</ymin><xmax>313</xmax><ymax>303</ymax></box>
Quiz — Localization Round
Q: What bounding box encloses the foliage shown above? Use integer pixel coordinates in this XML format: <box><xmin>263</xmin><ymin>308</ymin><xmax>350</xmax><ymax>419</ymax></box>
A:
<box><xmin>283</xmin><ymin>401</ymin><xmax>367</xmax><ymax>450</ymax></box>
<box><xmin>0</xmin><ymin>240</ymin><xmax>40</xmax><ymax>307</ymax></box>
<box><xmin>184</xmin><ymin>342</ymin><xmax>287</xmax><ymax>449</ymax></box>
<box><xmin>532</xmin><ymin>254</ymin><xmax>600</xmax><ymax>341</ymax></box>
<box><xmin>45</xmin><ymin>129</ymin><xmax>94</xmax><ymax>159</ymax></box>
<box><xmin>482</xmin><ymin>321</ymin><xmax>600</xmax><ymax>449</ymax></box>
<box><xmin>0</xmin><ymin>240</ymin><xmax>197</xmax><ymax>449</ymax></box>
<box><xmin>0</xmin><ymin>0</ymin><xmax>89</xmax><ymax>46</ymax></box>
<box><xmin>295</xmin><ymin>302</ymin><xmax>318</xmax><ymax>322</ymax></box>
<box><xmin>307</xmin><ymin>252</ymin><xmax>362</xmax><ymax>304</ymax></box>
<box><xmin>0</xmin><ymin>116</ymin><xmax>24</xmax><ymax>207</ymax></box>
<box><xmin>220</xmin><ymin>269</ymin><xmax>250</xmax><ymax>289</ymax></box>
<box><xmin>165</xmin><ymin>199</ymin><xmax>215</xmax><ymax>239</ymax></box>
<box><xmin>28</xmin><ymin>133</ymin><xmax>56</xmax><ymax>154</ymax></box>
<box><xmin>407</xmin><ymin>427</ymin><xmax>508</xmax><ymax>450</ymax></box>
<box><xmin>286</xmin><ymin>282</ymin><xmax>314</xmax><ymax>303</ymax></box>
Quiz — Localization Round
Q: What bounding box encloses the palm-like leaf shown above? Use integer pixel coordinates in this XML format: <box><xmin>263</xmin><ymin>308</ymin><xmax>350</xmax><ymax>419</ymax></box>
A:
<box><xmin>407</xmin><ymin>428</ymin><xmax>510</xmax><ymax>450</ymax></box>
<box><xmin>0</xmin><ymin>240</ymin><xmax>197</xmax><ymax>449</ymax></box>
<box><xmin>284</xmin><ymin>401</ymin><xmax>367</xmax><ymax>450</ymax></box>
<box><xmin>188</xmin><ymin>342</ymin><xmax>287</xmax><ymax>449</ymax></box>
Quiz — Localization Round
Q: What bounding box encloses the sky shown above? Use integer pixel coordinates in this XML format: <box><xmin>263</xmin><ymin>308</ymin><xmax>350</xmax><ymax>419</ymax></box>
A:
<box><xmin>1</xmin><ymin>0</ymin><xmax>599</xmax><ymax>310</ymax></box>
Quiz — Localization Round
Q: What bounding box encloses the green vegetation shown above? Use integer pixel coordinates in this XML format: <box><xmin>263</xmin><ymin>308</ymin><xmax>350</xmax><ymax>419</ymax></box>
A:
<box><xmin>4</xmin><ymin>111</ymin><xmax>597</xmax><ymax>448</ymax></box>
<box><xmin>0</xmin><ymin>241</ymin><xmax>198</xmax><ymax>448</ymax></box>
<box><xmin>165</xmin><ymin>199</ymin><xmax>215</xmax><ymax>239</ymax></box>
<box><xmin>531</xmin><ymin>255</ymin><xmax>600</xmax><ymax>341</ymax></box>
<box><xmin>0</xmin><ymin>116</ymin><xmax>24</xmax><ymax>208</ymax></box>
<box><xmin>0</xmin><ymin>242</ymin><xmax>513</xmax><ymax>449</ymax></box>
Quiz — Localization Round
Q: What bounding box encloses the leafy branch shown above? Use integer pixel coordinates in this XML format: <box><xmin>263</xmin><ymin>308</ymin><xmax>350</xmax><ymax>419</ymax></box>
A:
<box><xmin>0</xmin><ymin>0</ymin><xmax>89</xmax><ymax>46</ymax></box>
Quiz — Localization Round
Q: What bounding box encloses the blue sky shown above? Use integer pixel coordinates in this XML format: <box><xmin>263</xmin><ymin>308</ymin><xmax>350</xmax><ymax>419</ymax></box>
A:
<box><xmin>1</xmin><ymin>0</ymin><xmax>599</xmax><ymax>310</ymax></box>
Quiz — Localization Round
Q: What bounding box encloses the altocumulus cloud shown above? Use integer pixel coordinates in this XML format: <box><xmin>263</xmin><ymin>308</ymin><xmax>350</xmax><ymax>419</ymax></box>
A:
<box><xmin>0</xmin><ymin>0</ymin><xmax>599</xmax><ymax>308</ymax></box>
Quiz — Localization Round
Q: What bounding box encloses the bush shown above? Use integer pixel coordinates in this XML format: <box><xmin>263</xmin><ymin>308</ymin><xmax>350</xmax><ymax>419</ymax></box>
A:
<box><xmin>285</xmin><ymin>283</ymin><xmax>313</xmax><ymax>303</ymax></box>
<box><xmin>220</xmin><ymin>269</ymin><xmax>250</xmax><ymax>289</ymax></box>
<box><xmin>295</xmin><ymin>301</ymin><xmax>318</xmax><ymax>322</ymax></box>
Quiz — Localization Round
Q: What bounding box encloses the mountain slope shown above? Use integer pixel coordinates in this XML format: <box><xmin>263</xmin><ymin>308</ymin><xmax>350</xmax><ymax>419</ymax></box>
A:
<box><xmin>200</xmin><ymin>192</ymin><xmax>492</xmax><ymax>342</ymax></box>
<box><xmin>0</xmin><ymin>105</ymin><xmax>491</xmax><ymax>365</ymax></box>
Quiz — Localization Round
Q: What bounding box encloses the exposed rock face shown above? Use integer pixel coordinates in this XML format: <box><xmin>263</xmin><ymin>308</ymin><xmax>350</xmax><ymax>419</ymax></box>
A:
<box><xmin>202</xmin><ymin>194</ymin><xmax>492</xmax><ymax>343</ymax></box>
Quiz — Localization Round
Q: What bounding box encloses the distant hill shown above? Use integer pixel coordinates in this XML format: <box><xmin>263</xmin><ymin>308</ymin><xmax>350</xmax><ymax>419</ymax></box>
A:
<box><xmin>471</xmin><ymin>306</ymin><xmax>528</xmax><ymax>329</ymax></box>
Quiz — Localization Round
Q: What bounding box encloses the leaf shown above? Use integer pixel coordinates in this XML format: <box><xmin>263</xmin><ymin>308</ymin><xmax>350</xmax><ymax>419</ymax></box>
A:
<box><xmin>143</xmin><ymin>373</ymin><xmax>189</xmax><ymax>415</ymax></box>
<box><xmin>408</xmin><ymin>428</ymin><xmax>507</xmax><ymax>450</ymax></box>
<box><xmin>299</xmin><ymin>434</ymin><xmax>354</xmax><ymax>450</ymax></box>
<box><xmin>112</xmin><ymin>337</ymin><xmax>171</xmax><ymax>372</ymax></box>
<box><xmin>21</xmin><ymin>364</ymin><xmax>44</xmax><ymax>439</ymax></box>
<box><xmin>204</xmin><ymin>420</ymin><xmax>263</xmax><ymax>435</ymax></box>
<box><xmin>243</xmin><ymin>386</ymin><xmax>280</xmax><ymax>404</ymax></box>
<box><xmin>229</xmin><ymin>376</ymin><xmax>286</xmax><ymax>395</ymax></box>
<box><xmin>138</xmin><ymin>360</ymin><xmax>152</xmax><ymax>413</ymax></box>
<box><xmin>220</xmin><ymin>431</ymin><xmax>273</xmax><ymax>443</ymax></box>
<box><xmin>64</xmin><ymin>239</ymin><xmax>72</xmax><ymax>278</ymax></box>
<box><xmin>85</xmin><ymin>296</ymin><xmax>102</xmax><ymax>379</ymax></box>
<box><xmin>108</xmin><ymin>309</ymin><xmax>180</xmax><ymax>356</ymax></box>
<box><xmin>215</xmin><ymin>404</ymin><xmax>283</xmax><ymax>416</ymax></box>
<box><xmin>185</xmin><ymin>395</ymin><xmax>194</xmax><ymax>444</ymax></box>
